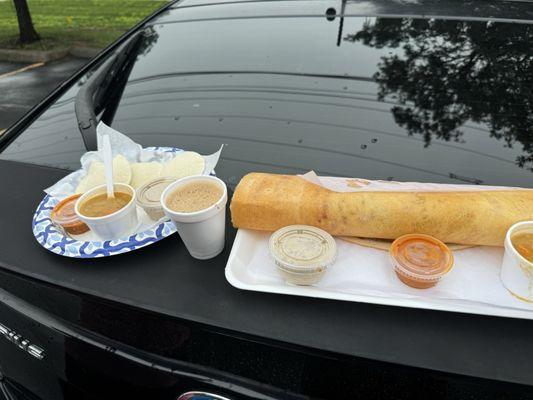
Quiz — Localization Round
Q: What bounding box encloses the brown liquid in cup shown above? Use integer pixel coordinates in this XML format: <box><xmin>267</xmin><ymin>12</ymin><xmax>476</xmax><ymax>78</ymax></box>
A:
<box><xmin>511</xmin><ymin>231</ymin><xmax>533</xmax><ymax>262</ymax></box>
<box><xmin>167</xmin><ymin>181</ymin><xmax>223</xmax><ymax>213</ymax></box>
<box><xmin>79</xmin><ymin>192</ymin><xmax>132</xmax><ymax>218</ymax></box>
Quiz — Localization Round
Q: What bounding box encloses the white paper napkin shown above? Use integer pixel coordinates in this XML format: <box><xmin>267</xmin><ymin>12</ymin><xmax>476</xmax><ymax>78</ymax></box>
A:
<box><xmin>45</xmin><ymin>122</ymin><xmax>223</xmax><ymax>198</ymax></box>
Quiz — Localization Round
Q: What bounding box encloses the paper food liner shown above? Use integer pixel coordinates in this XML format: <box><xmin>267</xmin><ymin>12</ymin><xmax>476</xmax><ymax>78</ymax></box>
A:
<box><xmin>43</xmin><ymin>122</ymin><xmax>224</xmax><ymax>241</ymax></box>
<box><xmin>46</xmin><ymin>122</ymin><xmax>223</xmax><ymax>198</ymax></box>
<box><xmin>298</xmin><ymin>171</ymin><xmax>526</xmax><ymax>252</ymax></box>
<box><xmin>340</xmin><ymin>236</ymin><xmax>472</xmax><ymax>251</ymax></box>
<box><xmin>241</xmin><ymin>230</ymin><xmax>533</xmax><ymax>314</ymax></box>
<box><xmin>299</xmin><ymin>171</ymin><xmax>524</xmax><ymax>193</ymax></box>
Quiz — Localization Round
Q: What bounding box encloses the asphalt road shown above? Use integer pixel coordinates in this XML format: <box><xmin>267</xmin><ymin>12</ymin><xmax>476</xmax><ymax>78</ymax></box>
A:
<box><xmin>0</xmin><ymin>57</ymin><xmax>87</xmax><ymax>134</ymax></box>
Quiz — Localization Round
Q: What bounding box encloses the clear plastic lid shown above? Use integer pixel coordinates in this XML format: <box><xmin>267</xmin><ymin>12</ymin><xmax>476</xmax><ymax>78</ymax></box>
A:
<box><xmin>136</xmin><ymin>177</ymin><xmax>176</xmax><ymax>209</ymax></box>
<box><xmin>51</xmin><ymin>194</ymin><xmax>83</xmax><ymax>226</ymax></box>
<box><xmin>269</xmin><ymin>225</ymin><xmax>337</xmax><ymax>273</ymax></box>
<box><xmin>390</xmin><ymin>234</ymin><xmax>454</xmax><ymax>281</ymax></box>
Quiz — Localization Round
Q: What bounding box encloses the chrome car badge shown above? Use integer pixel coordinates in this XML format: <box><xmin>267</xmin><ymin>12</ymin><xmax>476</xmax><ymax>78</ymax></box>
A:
<box><xmin>0</xmin><ymin>323</ymin><xmax>45</xmax><ymax>360</ymax></box>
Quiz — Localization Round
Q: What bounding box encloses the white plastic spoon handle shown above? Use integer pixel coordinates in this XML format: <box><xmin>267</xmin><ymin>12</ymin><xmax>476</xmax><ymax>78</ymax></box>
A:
<box><xmin>102</xmin><ymin>134</ymin><xmax>114</xmax><ymax>199</ymax></box>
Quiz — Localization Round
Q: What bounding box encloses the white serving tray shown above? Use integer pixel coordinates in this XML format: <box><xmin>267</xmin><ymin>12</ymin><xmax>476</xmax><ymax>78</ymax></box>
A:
<box><xmin>225</xmin><ymin>229</ymin><xmax>533</xmax><ymax>320</ymax></box>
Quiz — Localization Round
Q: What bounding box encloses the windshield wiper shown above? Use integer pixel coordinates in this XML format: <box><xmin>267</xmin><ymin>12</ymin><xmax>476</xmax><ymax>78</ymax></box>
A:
<box><xmin>75</xmin><ymin>31</ymin><xmax>144</xmax><ymax>151</ymax></box>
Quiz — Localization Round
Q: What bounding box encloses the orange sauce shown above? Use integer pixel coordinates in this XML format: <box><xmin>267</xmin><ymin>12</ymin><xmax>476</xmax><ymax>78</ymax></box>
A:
<box><xmin>390</xmin><ymin>234</ymin><xmax>454</xmax><ymax>289</ymax></box>
<box><xmin>51</xmin><ymin>194</ymin><xmax>89</xmax><ymax>235</ymax></box>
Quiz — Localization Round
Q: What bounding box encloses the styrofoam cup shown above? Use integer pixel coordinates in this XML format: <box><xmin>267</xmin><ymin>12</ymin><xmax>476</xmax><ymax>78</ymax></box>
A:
<box><xmin>75</xmin><ymin>183</ymin><xmax>138</xmax><ymax>240</ymax></box>
<box><xmin>161</xmin><ymin>175</ymin><xmax>227</xmax><ymax>260</ymax></box>
<box><xmin>500</xmin><ymin>221</ymin><xmax>533</xmax><ymax>302</ymax></box>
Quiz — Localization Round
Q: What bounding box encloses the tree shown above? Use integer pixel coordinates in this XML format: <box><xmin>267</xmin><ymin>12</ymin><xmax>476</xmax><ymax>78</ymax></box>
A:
<box><xmin>345</xmin><ymin>18</ymin><xmax>533</xmax><ymax>171</ymax></box>
<box><xmin>13</xmin><ymin>0</ymin><xmax>40</xmax><ymax>44</ymax></box>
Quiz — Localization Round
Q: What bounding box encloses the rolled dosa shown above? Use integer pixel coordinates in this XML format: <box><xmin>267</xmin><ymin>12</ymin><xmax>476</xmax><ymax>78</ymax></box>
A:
<box><xmin>230</xmin><ymin>173</ymin><xmax>533</xmax><ymax>246</ymax></box>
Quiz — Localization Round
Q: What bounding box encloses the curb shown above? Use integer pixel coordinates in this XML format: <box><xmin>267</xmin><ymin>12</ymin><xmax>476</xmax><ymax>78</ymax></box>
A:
<box><xmin>0</xmin><ymin>48</ymin><xmax>70</xmax><ymax>63</ymax></box>
<box><xmin>69</xmin><ymin>46</ymin><xmax>101</xmax><ymax>59</ymax></box>
<box><xmin>0</xmin><ymin>46</ymin><xmax>102</xmax><ymax>63</ymax></box>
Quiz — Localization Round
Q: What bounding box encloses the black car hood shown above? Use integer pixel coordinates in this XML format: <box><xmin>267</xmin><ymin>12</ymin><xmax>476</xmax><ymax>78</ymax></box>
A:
<box><xmin>1</xmin><ymin>0</ymin><xmax>533</xmax><ymax>388</ymax></box>
<box><xmin>3</xmin><ymin>157</ymin><xmax>533</xmax><ymax>388</ymax></box>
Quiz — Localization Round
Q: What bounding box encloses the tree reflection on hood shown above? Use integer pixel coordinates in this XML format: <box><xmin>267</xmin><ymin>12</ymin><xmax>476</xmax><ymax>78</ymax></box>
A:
<box><xmin>345</xmin><ymin>18</ymin><xmax>533</xmax><ymax>171</ymax></box>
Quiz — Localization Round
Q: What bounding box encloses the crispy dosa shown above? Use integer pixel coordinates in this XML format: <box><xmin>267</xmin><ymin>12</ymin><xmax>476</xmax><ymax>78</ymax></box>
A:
<box><xmin>230</xmin><ymin>173</ymin><xmax>533</xmax><ymax>246</ymax></box>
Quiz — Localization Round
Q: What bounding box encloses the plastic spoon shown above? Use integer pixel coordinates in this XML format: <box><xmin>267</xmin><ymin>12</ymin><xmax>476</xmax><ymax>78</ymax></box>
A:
<box><xmin>102</xmin><ymin>134</ymin><xmax>114</xmax><ymax>199</ymax></box>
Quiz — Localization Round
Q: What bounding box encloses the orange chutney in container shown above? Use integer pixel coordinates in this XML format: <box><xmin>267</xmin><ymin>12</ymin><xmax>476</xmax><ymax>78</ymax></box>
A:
<box><xmin>390</xmin><ymin>234</ymin><xmax>454</xmax><ymax>289</ymax></box>
<box><xmin>50</xmin><ymin>194</ymin><xmax>90</xmax><ymax>235</ymax></box>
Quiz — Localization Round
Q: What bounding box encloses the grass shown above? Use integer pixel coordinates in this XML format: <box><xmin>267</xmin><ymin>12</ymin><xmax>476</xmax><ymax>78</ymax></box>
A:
<box><xmin>0</xmin><ymin>0</ymin><xmax>168</xmax><ymax>50</ymax></box>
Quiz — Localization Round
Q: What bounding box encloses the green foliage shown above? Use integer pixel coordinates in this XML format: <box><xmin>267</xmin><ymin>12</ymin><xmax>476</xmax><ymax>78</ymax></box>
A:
<box><xmin>0</xmin><ymin>0</ymin><xmax>167</xmax><ymax>49</ymax></box>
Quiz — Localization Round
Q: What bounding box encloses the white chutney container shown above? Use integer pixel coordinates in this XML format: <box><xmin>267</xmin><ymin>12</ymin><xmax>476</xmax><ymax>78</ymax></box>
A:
<box><xmin>161</xmin><ymin>175</ymin><xmax>228</xmax><ymax>260</ymax></box>
<box><xmin>500</xmin><ymin>221</ymin><xmax>533</xmax><ymax>302</ymax></box>
<box><xmin>75</xmin><ymin>183</ymin><xmax>138</xmax><ymax>240</ymax></box>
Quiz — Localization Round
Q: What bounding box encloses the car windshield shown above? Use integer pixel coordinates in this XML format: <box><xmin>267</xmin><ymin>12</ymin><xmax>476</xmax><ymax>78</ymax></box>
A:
<box><xmin>1</xmin><ymin>2</ymin><xmax>532</xmax><ymax>189</ymax></box>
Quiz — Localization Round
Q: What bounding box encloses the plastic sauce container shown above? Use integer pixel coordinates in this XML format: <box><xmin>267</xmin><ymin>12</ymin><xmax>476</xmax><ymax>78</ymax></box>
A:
<box><xmin>136</xmin><ymin>177</ymin><xmax>176</xmax><ymax>221</ymax></box>
<box><xmin>269</xmin><ymin>225</ymin><xmax>337</xmax><ymax>286</ymax></box>
<box><xmin>390</xmin><ymin>234</ymin><xmax>454</xmax><ymax>289</ymax></box>
<box><xmin>50</xmin><ymin>194</ymin><xmax>90</xmax><ymax>235</ymax></box>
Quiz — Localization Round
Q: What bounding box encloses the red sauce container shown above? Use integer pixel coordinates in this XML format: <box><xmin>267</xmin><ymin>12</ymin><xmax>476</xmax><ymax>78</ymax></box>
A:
<box><xmin>390</xmin><ymin>234</ymin><xmax>454</xmax><ymax>289</ymax></box>
<box><xmin>50</xmin><ymin>194</ymin><xmax>90</xmax><ymax>235</ymax></box>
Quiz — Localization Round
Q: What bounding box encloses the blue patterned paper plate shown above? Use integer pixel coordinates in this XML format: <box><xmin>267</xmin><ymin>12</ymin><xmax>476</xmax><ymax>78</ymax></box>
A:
<box><xmin>32</xmin><ymin>147</ymin><xmax>187</xmax><ymax>258</ymax></box>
